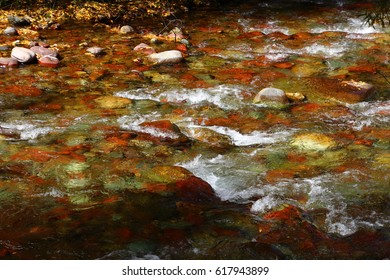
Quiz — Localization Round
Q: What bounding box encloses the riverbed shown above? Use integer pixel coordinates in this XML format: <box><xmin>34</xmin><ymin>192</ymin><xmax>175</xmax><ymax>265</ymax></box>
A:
<box><xmin>0</xmin><ymin>0</ymin><xmax>389</xmax><ymax>259</ymax></box>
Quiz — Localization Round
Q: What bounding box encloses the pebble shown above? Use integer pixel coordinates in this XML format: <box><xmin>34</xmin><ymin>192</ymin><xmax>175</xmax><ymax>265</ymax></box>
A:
<box><xmin>148</xmin><ymin>50</ymin><xmax>184</xmax><ymax>65</ymax></box>
<box><xmin>119</xmin><ymin>25</ymin><xmax>134</xmax><ymax>34</ymax></box>
<box><xmin>4</xmin><ymin>27</ymin><xmax>18</xmax><ymax>36</ymax></box>
<box><xmin>11</xmin><ymin>46</ymin><xmax>36</xmax><ymax>63</ymax></box>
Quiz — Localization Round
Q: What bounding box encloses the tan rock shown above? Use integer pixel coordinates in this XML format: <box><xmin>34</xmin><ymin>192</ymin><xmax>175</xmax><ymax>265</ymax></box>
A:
<box><xmin>291</xmin><ymin>132</ymin><xmax>337</xmax><ymax>151</ymax></box>
<box><xmin>94</xmin><ymin>96</ymin><xmax>131</xmax><ymax>109</ymax></box>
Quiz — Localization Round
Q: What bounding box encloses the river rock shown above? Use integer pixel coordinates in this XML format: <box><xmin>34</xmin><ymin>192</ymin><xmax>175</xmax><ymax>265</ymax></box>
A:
<box><xmin>286</xmin><ymin>92</ymin><xmax>306</xmax><ymax>102</ymax></box>
<box><xmin>86</xmin><ymin>46</ymin><xmax>105</xmax><ymax>56</ymax></box>
<box><xmin>11</xmin><ymin>46</ymin><xmax>36</xmax><ymax>63</ymax></box>
<box><xmin>138</xmin><ymin>120</ymin><xmax>191</xmax><ymax>147</ymax></box>
<box><xmin>7</xmin><ymin>15</ymin><xmax>31</xmax><ymax>27</ymax></box>
<box><xmin>94</xmin><ymin>96</ymin><xmax>132</xmax><ymax>109</ymax></box>
<box><xmin>38</xmin><ymin>55</ymin><xmax>60</xmax><ymax>67</ymax></box>
<box><xmin>303</xmin><ymin>78</ymin><xmax>374</xmax><ymax>103</ymax></box>
<box><xmin>119</xmin><ymin>25</ymin><xmax>134</xmax><ymax>34</ymax></box>
<box><xmin>147</xmin><ymin>50</ymin><xmax>184</xmax><ymax>65</ymax></box>
<box><xmin>133</xmin><ymin>43</ymin><xmax>155</xmax><ymax>55</ymax></box>
<box><xmin>30</xmin><ymin>46</ymin><xmax>58</xmax><ymax>58</ymax></box>
<box><xmin>291</xmin><ymin>132</ymin><xmax>337</xmax><ymax>151</ymax></box>
<box><xmin>3</xmin><ymin>27</ymin><xmax>18</xmax><ymax>36</ymax></box>
<box><xmin>0</xmin><ymin>57</ymin><xmax>19</xmax><ymax>67</ymax></box>
<box><xmin>253</xmin><ymin>87</ymin><xmax>289</xmax><ymax>104</ymax></box>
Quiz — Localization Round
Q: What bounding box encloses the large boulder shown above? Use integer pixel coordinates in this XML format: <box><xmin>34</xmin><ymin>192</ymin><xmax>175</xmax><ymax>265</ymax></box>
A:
<box><xmin>148</xmin><ymin>50</ymin><xmax>183</xmax><ymax>65</ymax></box>
<box><xmin>11</xmin><ymin>47</ymin><xmax>36</xmax><ymax>63</ymax></box>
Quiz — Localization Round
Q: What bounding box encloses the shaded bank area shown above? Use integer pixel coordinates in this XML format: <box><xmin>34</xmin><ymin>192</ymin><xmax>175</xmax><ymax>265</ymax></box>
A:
<box><xmin>0</xmin><ymin>0</ymin><xmax>389</xmax><ymax>26</ymax></box>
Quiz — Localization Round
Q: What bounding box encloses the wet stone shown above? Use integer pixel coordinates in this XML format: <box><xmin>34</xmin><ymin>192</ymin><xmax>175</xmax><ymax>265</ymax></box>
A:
<box><xmin>11</xmin><ymin>46</ymin><xmax>36</xmax><ymax>63</ymax></box>
<box><xmin>0</xmin><ymin>57</ymin><xmax>19</xmax><ymax>67</ymax></box>
<box><xmin>291</xmin><ymin>132</ymin><xmax>337</xmax><ymax>151</ymax></box>
<box><xmin>30</xmin><ymin>46</ymin><xmax>58</xmax><ymax>58</ymax></box>
<box><xmin>3</xmin><ymin>27</ymin><xmax>18</xmax><ymax>36</ymax></box>
<box><xmin>119</xmin><ymin>25</ymin><xmax>134</xmax><ymax>34</ymax></box>
<box><xmin>38</xmin><ymin>55</ymin><xmax>60</xmax><ymax>68</ymax></box>
<box><xmin>94</xmin><ymin>96</ymin><xmax>132</xmax><ymax>109</ymax></box>
<box><xmin>86</xmin><ymin>46</ymin><xmax>105</xmax><ymax>56</ymax></box>
<box><xmin>7</xmin><ymin>15</ymin><xmax>31</xmax><ymax>27</ymax></box>
<box><xmin>253</xmin><ymin>87</ymin><xmax>289</xmax><ymax>104</ymax></box>
<box><xmin>133</xmin><ymin>43</ymin><xmax>155</xmax><ymax>55</ymax></box>
<box><xmin>148</xmin><ymin>50</ymin><xmax>184</xmax><ymax>65</ymax></box>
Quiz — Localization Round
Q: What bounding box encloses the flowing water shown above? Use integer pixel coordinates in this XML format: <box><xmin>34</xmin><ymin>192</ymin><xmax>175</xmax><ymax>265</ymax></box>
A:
<box><xmin>0</xmin><ymin>0</ymin><xmax>389</xmax><ymax>259</ymax></box>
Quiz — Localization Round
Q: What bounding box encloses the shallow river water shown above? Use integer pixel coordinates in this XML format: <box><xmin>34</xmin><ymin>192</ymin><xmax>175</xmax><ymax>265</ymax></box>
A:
<box><xmin>0</xmin><ymin>0</ymin><xmax>389</xmax><ymax>259</ymax></box>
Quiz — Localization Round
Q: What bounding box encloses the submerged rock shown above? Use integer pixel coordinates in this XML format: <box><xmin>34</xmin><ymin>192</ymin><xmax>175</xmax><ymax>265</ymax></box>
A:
<box><xmin>253</xmin><ymin>87</ymin><xmax>289</xmax><ymax>104</ymax></box>
<box><xmin>138</xmin><ymin>120</ymin><xmax>191</xmax><ymax>147</ymax></box>
<box><xmin>94</xmin><ymin>96</ymin><xmax>132</xmax><ymax>109</ymax></box>
<box><xmin>148</xmin><ymin>50</ymin><xmax>183</xmax><ymax>65</ymax></box>
<box><xmin>286</xmin><ymin>92</ymin><xmax>306</xmax><ymax>102</ymax></box>
<box><xmin>0</xmin><ymin>57</ymin><xmax>19</xmax><ymax>67</ymax></box>
<box><xmin>11</xmin><ymin>47</ymin><xmax>36</xmax><ymax>63</ymax></box>
<box><xmin>291</xmin><ymin>132</ymin><xmax>337</xmax><ymax>151</ymax></box>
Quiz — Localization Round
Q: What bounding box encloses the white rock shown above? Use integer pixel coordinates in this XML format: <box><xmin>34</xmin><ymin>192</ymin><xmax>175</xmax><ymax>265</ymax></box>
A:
<box><xmin>4</xmin><ymin>27</ymin><xmax>17</xmax><ymax>36</ymax></box>
<box><xmin>119</xmin><ymin>25</ymin><xmax>134</xmax><ymax>34</ymax></box>
<box><xmin>148</xmin><ymin>50</ymin><xmax>183</xmax><ymax>65</ymax></box>
<box><xmin>253</xmin><ymin>87</ymin><xmax>288</xmax><ymax>104</ymax></box>
<box><xmin>11</xmin><ymin>46</ymin><xmax>36</xmax><ymax>63</ymax></box>
<box><xmin>86</xmin><ymin>46</ymin><xmax>105</xmax><ymax>55</ymax></box>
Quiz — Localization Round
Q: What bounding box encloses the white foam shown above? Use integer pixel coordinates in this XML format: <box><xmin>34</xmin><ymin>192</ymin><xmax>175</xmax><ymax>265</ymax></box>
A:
<box><xmin>116</xmin><ymin>85</ymin><xmax>247</xmax><ymax>110</ymax></box>
<box><xmin>303</xmin><ymin>42</ymin><xmax>348</xmax><ymax>58</ymax></box>
<box><xmin>177</xmin><ymin>154</ymin><xmax>264</xmax><ymax>202</ymax></box>
<box><xmin>346</xmin><ymin>101</ymin><xmax>390</xmax><ymax>131</ymax></box>
<box><xmin>0</xmin><ymin>122</ymin><xmax>54</xmax><ymax>140</ymax></box>
<box><xmin>197</xmin><ymin>125</ymin><xmax>293</xmax><ymax>146</ymax></box>
<box><xmin>311</xmin><ymin>17</ymin><xmax>383</xmax><ymax>34</ymax></box>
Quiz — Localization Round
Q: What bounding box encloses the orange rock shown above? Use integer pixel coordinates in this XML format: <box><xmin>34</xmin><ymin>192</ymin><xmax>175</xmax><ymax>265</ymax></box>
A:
<box><xmin>348</xmin><ymin>64</ymin><xmax>377</xmax><ymax>73</ymax></box>
<box><xmin>0</xmin><ymin>85</ymin><xmax>42</xmax><ymax>97</ymax></box>
<box><xmin>265</xmin><ymin>169</ymin><xmax>296</xmax><ymax>183</ymax></box>
<box><xmin>273</xmin><ymin>62</ymin><xmax>294</xmax><ymax>69</ymax></box>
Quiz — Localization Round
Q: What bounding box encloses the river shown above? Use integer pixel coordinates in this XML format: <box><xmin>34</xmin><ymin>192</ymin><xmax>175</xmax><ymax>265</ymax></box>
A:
<box><xmin>0</xmin><ymin>0</ymin><xmax>389</xmax><ymax>259</ymax></box>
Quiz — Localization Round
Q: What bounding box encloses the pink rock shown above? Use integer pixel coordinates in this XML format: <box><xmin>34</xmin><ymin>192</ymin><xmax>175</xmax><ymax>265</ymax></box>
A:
<box><xmin>30</xmin><ymin>46</ymin><xmax>58</xmax><ymax>57</ymax></box>
<box><xmin>0</xmin><ymin>57</ymin><xmax>19</xmax><ymax>67</ymax></box>
<box><xmin>133</xmin><ymin>43</ymin><xmax>155</xmax><ymax>55</ymax></box>
<box><xmin>38</xmin><ymin>55</ymin><xmax>60</xmax><ymax>67</ymax></box>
